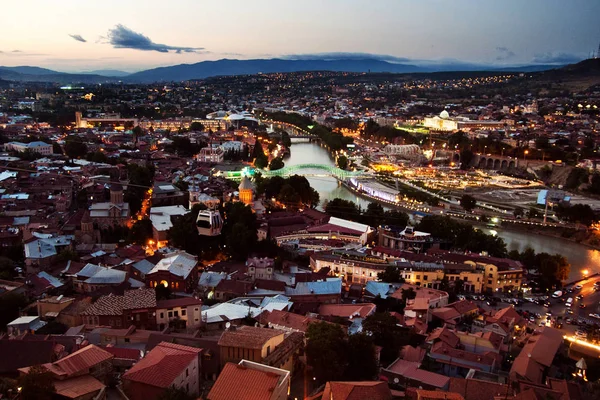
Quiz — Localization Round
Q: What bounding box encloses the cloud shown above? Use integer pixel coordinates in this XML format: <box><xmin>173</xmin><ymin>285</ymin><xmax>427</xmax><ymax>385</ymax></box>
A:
<box><xmin>69</xmin><ymin>34</ymin><xmax>87</xmax><ymax>43</ymax></box>
<box><xmin>495</xmin><ymin>47</ymin><xmax>516</xmax><ymax>61</ymax></box>
<box><xmin>105</xmin><ymin>24</ymin><xmax>203</xmax><ymax>53</ymax></box>
<box><xmin>0</xmin><ymin>50</ymin><xmax>48</xmax><ymax>56</ymax></box>
<box><xmin>282</xmin><ymin>52</ymin><xmax>413</xmax><ymax>63</ymax></box>
<box><xmin>531</xmin><ymin>52</ymin><xmax>585</xmax><ymax>64</ymax></box>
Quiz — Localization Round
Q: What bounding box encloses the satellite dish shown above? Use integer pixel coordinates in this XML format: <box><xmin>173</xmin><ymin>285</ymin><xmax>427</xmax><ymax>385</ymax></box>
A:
<box><xmin>225</xmin><ymin>322</ymin><xmax>231</xmax><ymax>329</ymax></box>
<box><xmin>393</xmin><ymin>378</ymin><xmax>399</xmax><ymax>384</ymax></box>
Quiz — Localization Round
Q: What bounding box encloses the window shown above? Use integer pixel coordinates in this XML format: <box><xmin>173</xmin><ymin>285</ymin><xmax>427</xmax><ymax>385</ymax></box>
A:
<box><xmin>423</xmin><ymin>275</ymin><xmax>428</xmax><ymax>281</ymax></box>
<box><xmin>488</xmin><ymin>273</ymin><xmax>493</xmax><ymax>278</ymax></box>
<box><xmin>136</xmin><ymin>314</ymin><xmax>140</xmax><ymax>321</ymax></box>
<box><xmin>116</xmin><ymin>319</ymin><xmax>122</xmax><ymax>327</ymax></box>
<box><xmin>488</xmin><ymin>280</ymin><xmax>492</xmax><ymax>285</ymax></box>
<box><xmin>182</xmin><ymin>309</ymin><xmax>186</xmax><ymax>316</ymax></box>
<box><xmin>416</xmin><ymin>275</ymin><xmax>421</xmax><ymax>280</ymax></box>
<box><xmin>168</xmin><ymin>311</ymin><xmax>173</xmax><ymax>318</ymax></box>
<box><xmin>125</xmin><ymin>338</ymin><xmax>130</xmax><ymax>343</ymax></box>
<box><xmin>186</xmin><ymin>368</ymin><xmax>189</xmax><ymax>377</ymax></box>
<box><xmin>267</xmin><ymin>346</ymin><xmax>271</xmax><ymax>356</ymax></box>
<box><xmin>464</xmin><ymin>277</ymin><xmax>468</xmax><ymax>281</ymax></box>
<box><xmin>160</xmin><ymin>313</ymin><xmax>164</xmax><ymax>319</ymax></box>
<box><xmin>174</xmin><ymin>311</ymin><xmax>179</xmax><ymax>317</ymax></box>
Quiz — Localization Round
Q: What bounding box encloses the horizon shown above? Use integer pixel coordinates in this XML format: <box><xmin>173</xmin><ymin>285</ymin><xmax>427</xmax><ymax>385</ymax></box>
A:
<box><xmin>1</xmin><ymin>0</ymin><xmax>599</xmax><ymax>73</ymax></box>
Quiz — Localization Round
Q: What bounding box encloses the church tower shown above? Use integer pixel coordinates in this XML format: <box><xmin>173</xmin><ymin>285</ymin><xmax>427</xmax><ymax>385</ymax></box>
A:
<box><xmin>110</xmin><ymin>183</ymin><xmax>124</xmax><ymax>204</ymax></box>
<box><xmin>238</xmin><ymin>176</ymin><xmax>254</xmax><ymax>205</ymax></box>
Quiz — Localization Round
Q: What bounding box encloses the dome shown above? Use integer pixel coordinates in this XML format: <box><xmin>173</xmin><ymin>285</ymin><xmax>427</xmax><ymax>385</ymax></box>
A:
<box><xmin>238</xmin><ymin>176</ymin><xmax>253</xmax><ymax>191</ymax></box>
<box><xmin>439</xmin><ymin>110</ymin><xmax>450</xmax><ymax>119</ymax></box>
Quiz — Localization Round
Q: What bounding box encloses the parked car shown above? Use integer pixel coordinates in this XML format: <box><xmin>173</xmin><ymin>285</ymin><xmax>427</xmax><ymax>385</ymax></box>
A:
<box><xmin>580</xmin><ymin>304</ymin><xmax>586</xmax><ymax>309</ymax></box>
<box><xmin>565</xmin><ymin>318</ymin><xmax>573</xmax><ymax>324</ymax></box>
<box><xmin>552</xmin><ymin>291</ymin><xmax>563</xmax><ymax>298</ymax></box>
<box><xmin>576</xmin><ymin>295</ymin><xmax>583</xmax><ymax>300</ymax></box>
<box><xmin>589</xmin><ymin>313</ymin><xmax>600</xmax><ymax>319</ymax></box>
<box><xmin>575</xmin><ymin>284</ymin><xmax>583</xmax><ymax>290</ymax></box>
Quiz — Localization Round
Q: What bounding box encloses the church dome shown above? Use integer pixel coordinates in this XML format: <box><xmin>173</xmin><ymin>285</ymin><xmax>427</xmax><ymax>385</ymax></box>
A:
<box><xmin>239</xmin><ymin>176</ymin><xmax>253</xmax><ymax>191</ymax></box>
<box><xmin>439</xmin><ymin>110</ymin><xmax>450</xmax><ymax>119</ymax></box>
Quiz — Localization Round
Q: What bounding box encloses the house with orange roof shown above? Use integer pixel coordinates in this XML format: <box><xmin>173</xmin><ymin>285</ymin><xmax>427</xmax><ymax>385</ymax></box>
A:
<box><xmin>18</xmin><ymin>344</ymin><xmax>114</xmax><ymax>400</ymax></box>
<box><xmin>218</xmin><ymin>326</ymin><xmax>286</xmax><ymax>369</ymax></box>
<box><xmin>319</xmin><ymin>381</ymin><xmax>393</xmax><ymax>400</ymax></box>
<box><xmin>472</xmin><ymin>305</ymin><xmax>526</xmax><ymax>340</ymax></box>
<box><xmin>207</xmin><ymin>360</ymin><xmax>290</xmax><ymax>400</ymax></box>
<box><xmin>122</xmin><ymin>341</ymin><xmax>202</xmax><ymax>400</ymax></box>
<box><xmin>510</xmin><ymin>327</ymin><xmax>564</xmax><ymax>385</ymax></box>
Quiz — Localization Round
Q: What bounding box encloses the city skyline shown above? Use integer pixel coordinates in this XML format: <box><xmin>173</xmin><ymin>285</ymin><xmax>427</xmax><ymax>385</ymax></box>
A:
<box><xmin>1</xmin><ymin>0</ymin><xmax>599</xmax><ymax>72</ymax></box>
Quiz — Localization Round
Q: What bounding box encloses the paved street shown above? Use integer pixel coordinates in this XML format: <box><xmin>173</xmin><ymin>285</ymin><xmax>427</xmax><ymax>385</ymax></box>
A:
<box><xmin>474</xmin><ymin>276</ymin><xmax>600</xmax><ymax>337</ymax></box>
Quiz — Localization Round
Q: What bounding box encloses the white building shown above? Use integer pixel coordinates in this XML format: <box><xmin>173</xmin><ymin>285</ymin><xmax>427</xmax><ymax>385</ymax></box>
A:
<box><xmin>155</xmin><ymin>297</ymin><xmax>203</xmax><ymax>330</ymax></box>
<box><xmin>4</xmin><ymin>141</ymin><xmax>53</xmax><ymax>155</ymax></box>
<box><xmin>149</xmin><ymin>205</ymin><xmax>190</xmax><ymax>244</ymax></box>
<box><xmin>196</xmin><ymin>146</ymin><xmax>224</xmax><ymax>163</ymax></box>
<box><xmin>383</xmin><ymin>144</ymin><xmax>421</xmax><ymax>158</ymax></box>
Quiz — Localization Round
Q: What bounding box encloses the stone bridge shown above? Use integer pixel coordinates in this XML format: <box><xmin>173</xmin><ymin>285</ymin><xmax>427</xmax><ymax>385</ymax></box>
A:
<box><xmin>472</xmin><ymin>154</ymin><xmax>520</xmax><ymax>170</ymax></box>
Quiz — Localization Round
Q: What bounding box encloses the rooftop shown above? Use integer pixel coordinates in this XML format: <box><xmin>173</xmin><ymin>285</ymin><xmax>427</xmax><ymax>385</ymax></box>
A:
<box><xmin>218</xmin><ymin>326</ymin><xmax>285</xmax><ymax>350</ymax></box>
<box><xmin>122</xmin><ymin>341</ymin><xmax>201</xmax><ymax>388</ymax></box>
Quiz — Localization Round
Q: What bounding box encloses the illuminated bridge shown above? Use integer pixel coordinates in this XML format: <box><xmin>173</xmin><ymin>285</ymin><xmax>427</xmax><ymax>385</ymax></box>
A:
<box><xmin>223</xmin><ymin>164</ymin><xmax>369</xmax><ymax>180</ymax></box>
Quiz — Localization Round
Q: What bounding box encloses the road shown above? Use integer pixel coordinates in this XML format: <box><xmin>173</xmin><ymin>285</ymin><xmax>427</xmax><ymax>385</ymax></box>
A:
<box><xmin>474</xmin><ymin>276</ymin><xmax>600</xmax><ymax>337</ymax></box>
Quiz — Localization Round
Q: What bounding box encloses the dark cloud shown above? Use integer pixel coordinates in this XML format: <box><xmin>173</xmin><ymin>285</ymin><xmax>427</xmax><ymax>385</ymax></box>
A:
<box><xmin>105</xmin><ymin>24</ymin><xmax>203</xmax><ymax>53</ymax></box>
<box><xmin>531</xmin><ymin>52</ymin><xmax>585</xmax><ymax>64</ymax></box>
<box><xmin>283</xmin><ymin>52</ymin><xmax>413</xmax><ymax>63</ymax></box>
<box><xmin>69</xmin><ymin>34</ymin><xmax>87</xmax><ymax>43</ymax></box>
<box><xmin>495</xmin><ymin>47</ymin><xmax>516</xmax><ymax>61</ymax></box>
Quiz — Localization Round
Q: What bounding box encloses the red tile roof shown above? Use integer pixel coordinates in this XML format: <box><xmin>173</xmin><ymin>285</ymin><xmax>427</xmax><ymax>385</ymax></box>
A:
<box><xmin>384</xmin><ymin>359</ymin><xmax>450</xmax><ymax>389</ymax></box>
<box><xmin>448</xmin><ymin>377</ymin><xmax>512</xmax><ymax>400</ymax></box>
<box><xmin>414</xmin><ymin>389</ymin><xmax>465</xmax><ymax>400</ymax></box>
<box><xmin>19</xmin><ymin>344</ymin><xmax>114</xmax><ymax>378</ymax></box>
<box><xmin>122</xmin><ymin>342</ymin><xmax>201</xmax><ymax>388</ymax></box>
<box><xmin>258</xmin><ymin>309</ymin><xmax>319</xmax><ymax>333</ymax></box>
<box><xmin>207</xmin><ymin>362</ymin><xmax>281</xmax><ymax>400</ymax></box>
<box><xmin>426</xmin><ymin>327</ymin><xmax>460</xmax><ymax>348</ymax></box>
<box><xmin>318</xmin><ymin>303</ymin><xmax>376</xmax><ymax>319</ymax></box>
<box><xmin>218</xmin><ymin>326</ymin><xmax>285</xmax><ymax>350</ymax></box>
<box><xmin>321</xmin><ymin>381</ymin><xmax>392</xmax><ymax>400</ymax></box>
<box><xmin>53</xmin><ymin>375</ymin><xmax>105</xmax><ymax>399</ymax></box>
<box><xmin>100</xmin><ymin>346</ymin><xmax>142</xmax><ymax>361</ymax></box>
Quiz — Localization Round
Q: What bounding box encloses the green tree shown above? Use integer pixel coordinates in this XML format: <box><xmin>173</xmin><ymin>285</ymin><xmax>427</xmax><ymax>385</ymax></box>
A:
<box><xmin>459</xmin><ymin>149</ymin><xmax>474</xmax><ymax>170</ymax></box>
<box><xmin>0</xmin><ymin>256</ymin><xmax>15</xmax><ymax>280</ymax></box>
<box><xmin>18</xmin><ymin>365</ymin><xmax>55</xmax><ymax>400</ymax></box>
<box><xmin>281</xmin><ymin>131</ymin><xmax>291</xmax><ymax>147</ymax></box>
<box><xmin>363</xmin><ymin>312</ymin><xmax>411</xmax><ymax>365</ymax></box>
<box><xmin>226</xmin><ymin>222</ymin><xmax>257</xmax><ymax>261</ymax></box>
<box><xmin>528</xmin><ymin>207</ymin><xmax>542</xmax><ymax>219</ymax></box>
<box><xmin>128</xmin><ymin>218</ymin><xmax>153</xmax><ymax>244</ymax></box>
<box><xmin>460</xmin><ymin>194</ymin><xmax>477</xmax><ymax>213</ymax></box>
<box><xmin>513</xmin><ymin>206</ymin><xmax>524</xmax><ymax>218</ymax></box>
<box><xmin>401</xmin><ymin>287</ymin><xmax>416</xmax><ymax>302</ymax></box>
<box><xmin>190</xmin><ymin>121</ymin><xmax>205</xmax><ymax>132</ymax></box>
<box><xmin>269</xmin><ymin>157</ymin><xmax>285</xmax><ymax>171</ymax></box>
<box><xmin>64</xmin><ymin>136</ymin><xmax>88</xmax><ymax>160</ymax></box>
<box><xmin>0</xmin><ymin>293</ymin><xmax>29</xmax><ymax>331</ymax></box>
<box><xmin>132</xmin><ymin>126</ymin><xmax>143</xmax><ymax>143</ymax></box>
<box><xmin>363</xmin><ymin>202</ymin><xmax>385</xmax><ymax>227</ymax></box>
<box><xmin>337</xmin><ymin>155</ymin><xmax>348</xmax><ymax>170</ymax></box>
<box><xmin>377</xmin><ymin>266</ymin><xmax>402</xmax><ymax>283</ymax></box>
<box><xmin>345</xmin><ymin>333</ymin><xmax>378</xmax><ymax>380</ymax></box>
<box><xmin>306</xmin><ymin>322</ymin><xmax>349</xmax><ymax>383</ymax></box>
<box><xmin>325</xmin><ymin>198</ymin><xmax>361</xmax><ymax>221</ymax></box>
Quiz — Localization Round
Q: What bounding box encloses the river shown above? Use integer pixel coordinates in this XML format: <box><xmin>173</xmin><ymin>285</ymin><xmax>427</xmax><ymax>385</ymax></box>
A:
<box><xmin>285</xmin><ymin>141</ymin><xmax>597</xmax><ymax>279</ymax></box>
<box><xmin>284</xmin><ymin>140</ymin><xmax>372</xmax><ymax>210</ymax></box>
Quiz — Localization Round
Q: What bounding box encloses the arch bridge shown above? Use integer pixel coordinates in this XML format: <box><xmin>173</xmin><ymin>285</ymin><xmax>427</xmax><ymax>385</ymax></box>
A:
<box><xmin>471</xmin><ymin>154</ymin><xmax>519</xmax><ymax>170</ymax></box>
<box><xmin>223</xmin><ymin>164</ymin><xmax>367</xmax><ymax>180</ymax></box>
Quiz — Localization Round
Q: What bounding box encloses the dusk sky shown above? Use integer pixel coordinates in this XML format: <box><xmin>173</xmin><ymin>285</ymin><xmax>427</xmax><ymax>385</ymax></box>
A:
<box><xmin>1</xmin><ymin>0</ymin><xmax>599</xmax><ymax>72</ymax></box>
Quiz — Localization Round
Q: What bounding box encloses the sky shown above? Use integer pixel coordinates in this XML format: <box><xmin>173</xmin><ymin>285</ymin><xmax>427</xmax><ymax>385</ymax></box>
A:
<box><xmin>1</xmin><ymin>0</ymin><xmax>599</xmax><ymax>72</ymax></box>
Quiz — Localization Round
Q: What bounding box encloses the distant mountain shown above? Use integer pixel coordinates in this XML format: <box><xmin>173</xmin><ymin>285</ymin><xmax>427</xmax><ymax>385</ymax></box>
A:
<box><xmin>0</xmin><ymin>67</ymin><xmax>120</xmax><ymax>84</ymax></box>
<box><xmin>0</xmin><ymin>58</ymin><xmax>577</xmax><ymax>84</ymax></box>
<box><xmin>125</xmin><ymin>58</ymin><xmax>427</xmax><ymax>82</ymax></box>
<box><xmin>124</xmin><ymin>58</ymin><xmax>563</xmax><ymax>83</ymax></box>
<box><xmin>0</xmin><ymin>66</ymin><xmax>59</xmax><ymax>75</ymax></box>
<box><xmin>80</xmin><ymin>69</ymin><xmax>131</xmax><ymax>77</ymax></box>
